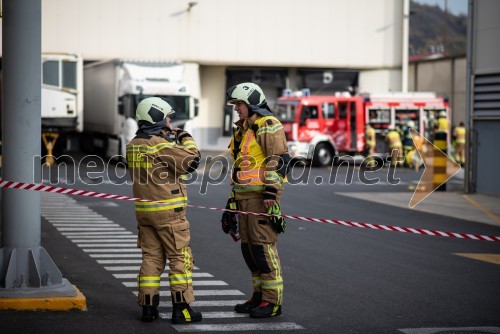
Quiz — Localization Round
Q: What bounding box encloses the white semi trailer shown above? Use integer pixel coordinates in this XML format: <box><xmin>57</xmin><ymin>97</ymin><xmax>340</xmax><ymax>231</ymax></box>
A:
<box><xmin>83</xmin><ymin>59</ymin><xmax>200</xmax><ymax>159</ymax></box>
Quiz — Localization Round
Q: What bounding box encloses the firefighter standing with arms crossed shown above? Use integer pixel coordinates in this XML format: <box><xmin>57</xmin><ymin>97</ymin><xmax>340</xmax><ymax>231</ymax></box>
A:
<box><xmin>221</xmin><ymin>82</ymin><xmax>290</xmax><ymax>318</ymax></box>
<box><xmin>126</xmin><ymin>97</ymin><xmax>202</xmax><ymax>324</ymax></box>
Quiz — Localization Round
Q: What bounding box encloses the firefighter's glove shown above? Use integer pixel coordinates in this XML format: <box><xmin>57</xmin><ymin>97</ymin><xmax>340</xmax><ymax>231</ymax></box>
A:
<box><xmin>221</xmin><ymin>195</ymin><xmax>238</xmax><ymax>234</ymax></box>
<box><xmin>267</xmin><ymin>203</ymin><xmax>286</xmax><ymax>234</ymax></box>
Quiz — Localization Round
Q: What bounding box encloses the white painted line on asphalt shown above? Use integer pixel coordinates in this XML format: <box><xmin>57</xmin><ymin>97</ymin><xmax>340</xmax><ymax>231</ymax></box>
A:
<box><xmin>82</xmin><ymin>248</ymin><xmax>141</xmax><ymax>253</ymax></box>
<box><xmin>98</xmin><ymin>259</ymin><xmax>143</xmax><ymax>264</ymax></box>
<box><xmin>160</xmin><ymin>311</ymin><xmax>246</xmax><ymax>319</ymax></box>
<box><xmin>90</xmin><ymin>254</ymin><xmax>142</xmax><ymax>258</ymax></box>
<box><xmin>399</xmin><ymin>327</ymin><xmax>500</xmax><ymax>334</ymax></box>
<box><xmin>114</xmin><ymin>272</ymin><xmax>213</xmax><ymax>279</ymax></box>
<box><xmin>133</xmin><ymin>289</ymin><xmax>244</xmax><ymax>297</ymax></box>
<box><xmin>104</xmin><ymin>266</ymin><xmax>142</xmax><ymax>271</ymax></box>
<box><xmin>122</xmin><ymin>280</ymin><xmax>228</xmax><ymax>288</ymax></box>
<box><xmin>172</xmin><ymin>322</ymin><xmax>304</xmax><ymax>331</ymax></box>
<box><xmin>66</xmin><ymin>234</ymin><xmax>135</xmax><ymax>238</ymax></box>
<box><xmin>103</xmin><ymin>266</ymin><xmax>200</xmax><ymax>271</ymax></box>
<box><xmin>159</xmin><ymin>300</ymin><xmax>245</xmax><ymax>307</ymax></box>
<box><xmin>43</xmin><ymin>215</ymin><xmax>104</xmax><ymax>217</ymax></box>
<box><xmin>54</xmin><ymin>224</ymin><xmax>119</xmax><ymax>227</ymax></box>
<box><xmin>72</xmin><ymin>239</ymin><xmax>137</xmax><ymax>242</ymax></box>
<box><xmin>57</xmin><ymin>227</ymin><xmax>126</xmax><ymax>231</ymax></box>
<box><xmin>77</xmin><ymin>243</ymin><xmax>136</xmax><ymax>247</ymax></box>
<box><xmin>62</xmin><ymin>231</ymin><xmax>133</xmax><ymax>236</ymax></box>
<box><xmin>47</xmin><ymin>220</ymin><xmax>113</xmax><ymax>223</ymax></box>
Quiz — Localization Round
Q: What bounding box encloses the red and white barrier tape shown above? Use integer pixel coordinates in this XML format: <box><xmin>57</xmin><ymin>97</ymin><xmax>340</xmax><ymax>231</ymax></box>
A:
<box><xmin>1</xmin><ymin>180</ymin><xmax>499</xmax><ymax>242</ymax></box>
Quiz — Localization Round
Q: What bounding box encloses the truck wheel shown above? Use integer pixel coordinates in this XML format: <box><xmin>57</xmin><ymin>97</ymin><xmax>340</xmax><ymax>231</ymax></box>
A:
<box><xmin>312</xmin><ymin>143</ymin><xmax>334</xmax><ymax>167</ymax></box>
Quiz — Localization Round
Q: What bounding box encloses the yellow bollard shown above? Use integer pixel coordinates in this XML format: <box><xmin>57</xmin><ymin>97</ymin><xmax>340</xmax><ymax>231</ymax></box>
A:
<box><xmin>433</xmin><ymin>131</ymin><xmax>447</xmax><ymax>191</ymax></box>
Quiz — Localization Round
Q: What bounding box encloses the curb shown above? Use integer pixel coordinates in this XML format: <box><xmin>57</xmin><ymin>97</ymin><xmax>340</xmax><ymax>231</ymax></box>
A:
<box><xmin>0</xmin><ymin>285</ymin><xmax>87</xmax><ymax>311</ymax></box>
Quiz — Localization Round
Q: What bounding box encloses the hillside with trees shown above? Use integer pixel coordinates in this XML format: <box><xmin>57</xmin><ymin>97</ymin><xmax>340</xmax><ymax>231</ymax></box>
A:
<box><xmin>410</xmin><ymin>0</ymin><xmax>467</xmax><ymax>57</ymax></box>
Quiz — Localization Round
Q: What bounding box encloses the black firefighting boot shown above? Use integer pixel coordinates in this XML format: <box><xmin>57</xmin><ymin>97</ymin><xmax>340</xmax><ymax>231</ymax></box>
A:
<box><xmin>171</xmin><ymin>302</ymin><xmax>202</xmax><ymax>324</ymax></box>
<box><xmin>141</xmin><ymin>294</ymin><xmax>159</xmax><ymax>322</ymax></box>
<box><xmin>249</xmin><ymin>301</ymin><xmax>282</xmax><ymax>318</ymax></box>
<box><xmin>234</xmin><ymin>291</ymin><xmax>262</xmax><ymax>313</ymax></box>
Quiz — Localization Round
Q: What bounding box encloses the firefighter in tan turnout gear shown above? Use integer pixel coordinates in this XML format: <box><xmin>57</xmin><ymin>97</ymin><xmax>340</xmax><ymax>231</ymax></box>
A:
<box><xmin>222</xmin><ymin>82</ymin><xmax>290</xmax><ymax>318</ymax></box>
<box><xmin>126</xmin><ymin>97</ymin><xmax>202</xmax><ymax>324</ymax></box>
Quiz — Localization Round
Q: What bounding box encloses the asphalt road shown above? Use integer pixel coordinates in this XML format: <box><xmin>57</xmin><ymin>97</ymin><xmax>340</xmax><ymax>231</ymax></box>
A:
<box><xmin>1</xmin><ymin>155</ymin><xmax>499</xmax><ymax>334</ymax></box>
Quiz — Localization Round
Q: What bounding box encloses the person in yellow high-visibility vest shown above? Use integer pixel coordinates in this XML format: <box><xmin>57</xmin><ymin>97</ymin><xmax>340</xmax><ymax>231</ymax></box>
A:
<box><xmin>453</xmin><ymin>121</ymin><xmax>466</xmax><ymax>166</ymax></box>
<box><xmin>364</xmin><ymin>124</ymin><xmax>377</xmax><ymax>169</ymax></box>
<box><xmin>437</xmin><ymin>111</ymin><xmax>449</xmax><ymax>133</ymax></box>
<box><xmin>385</xmin><ymin>127</ymin><xmax>403</xmax><ymax>167</ymax></box>
<box><xmin>224</xmin><ymin>82</ymin><xmax>290</xmax><ymax>319</ymax></box>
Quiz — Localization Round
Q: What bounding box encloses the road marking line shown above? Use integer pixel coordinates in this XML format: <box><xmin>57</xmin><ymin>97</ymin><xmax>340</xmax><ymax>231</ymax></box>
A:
<box><xmin>98</xmin><ymin>260</ymin><xmax>143</xmax><ymax>264</ymax></box>
<box><xmin>399</xmin><ymin>326</ymin><xmax>500</xmax><ymax>334</ymax></box>
<box><xmin>122</xmin><ymin>280</ymin><xmax>228</xmax><ymax>287</ymax></box>
<box><xmin>56</xmin><ymin>227</ymin><xmax>126</xmax><ymax>231</ymax></box>
<box><xmin>65</xmin><ymin>234</ymin><xmax>135</xmax><ymax>238</ymax></box>
<box><xmin>160</xmin><ymin>311</ymin><xmax>246</xmax><ymax>319</ymax></box>
<box><xmin>54</xmin><ymin>224</ymin><xmax>119</xmax><ymax>227</ymax></box>
<box><xmin>103</xmin><ymin>266</ymin><xmax>200</xmax><ymax>271</ymax></box>
<box><xmin>114</xmin><ymin>273</ymin><xmax>213</xmax><ymax>279</ymax></box>
<box><xmin>133</xmin><ymin>290</ymin><xmax>244</xmax><ymax>297</ymax></box>
<box><xmin>90</xmin><ymin>254</ymin><xmax>142</xmax><ymax>258</ymax></box>
<box><xmin>463</xmin><ymin>195</ymin><xmax>500</xmax><ymax>223</ymax></box>
<box><xmin>77</xmin><ymin>243</ymin><xmax>136</xmax><ymax>247</ymax></box>
<box><xmin>172</xmin><ymin>323</ymin><xmax>304</xmax><ymax>332</ymax></box>
<box><xmin>454</xmin><ymin>253</ymin><xmax>500</xmax><ymax>265</ymax></box>
<box><xmin>62</xmin><ymin>231</ymin><xmax>133</xmax><ymax>236</ymax></box>
<box><xmin>159</xmin><ymin>300</ymin><xmax>244</xmax><ymax>307</ymax></box>
<box><xmin>72</xmin><ymin>239</ymin><xmax>137</xmax><ymax>243</ymax></box>
<box><xmin>82</xmin><ymin>249</ymin><xmax>141</xmax><ymax>253</ymax></box>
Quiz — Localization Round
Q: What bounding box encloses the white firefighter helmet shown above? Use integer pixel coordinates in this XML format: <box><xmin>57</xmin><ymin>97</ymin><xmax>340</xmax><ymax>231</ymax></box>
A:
<box><xmin>407</xmin><ymin>120</ymin><xmax>415</xmax><ymax>128</ymax></box>
<box><xmin>135</xmin><ymin>97</ymin><xmax>175</xmax><ymax>124</ymax></box>
<box><xmin>226</xmin><ymin>82</ymin><xmax>266</xmax><ymax>107</ymax></box>
<box><xmin>439</xmin><ymin>111</ymin><xmax>446</xmax><ymax>118</ymax></box>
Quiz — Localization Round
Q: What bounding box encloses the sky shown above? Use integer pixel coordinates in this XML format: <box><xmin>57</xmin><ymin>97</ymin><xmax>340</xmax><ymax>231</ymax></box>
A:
<box><xmin>413</xmin><ymin>0</ymin><xmax>468</xmax><ymax>16</ymax></box>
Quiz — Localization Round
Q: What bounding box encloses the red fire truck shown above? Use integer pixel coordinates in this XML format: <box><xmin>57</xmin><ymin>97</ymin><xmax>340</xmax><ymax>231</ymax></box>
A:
<box><xmin>275</xmin><ymin>90</ymin><xmax>365</xmax><ymax>166</ymax></box>
<box><xmin>274</xmin><ymin>90</ymin><xmax>450</xmax><ymax>167</ymax></box>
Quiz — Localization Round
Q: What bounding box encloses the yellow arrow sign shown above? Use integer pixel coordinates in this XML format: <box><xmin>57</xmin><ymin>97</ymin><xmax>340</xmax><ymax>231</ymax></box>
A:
<box><xmin>408</xmin><ymin>128</ymin><xmax>461</xmax><ymax>208</ymax></box>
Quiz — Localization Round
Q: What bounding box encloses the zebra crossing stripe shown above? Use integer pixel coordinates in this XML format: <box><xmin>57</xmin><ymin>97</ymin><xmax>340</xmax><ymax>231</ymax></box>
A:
<box><xmin>159</xmin><ymin>300</ymin><xmax>245</xmax><ymax>307</ymax></box>
<box><xmin>113</xmin><ymin>273</ymin><xmax>213</xmax><ymax>279</ymax></box>
<box><xmin>172</xmin><ymin>323</ymin><xmax>305</xmax><ymax>332</ymax></box>
<box><xmin>160</xmin><ymin>311</ymin><xmax>247</xmax><ymax>319</ymax></box>
<box><xmin>133</xmin><ymin>290</ymin><xmax>244</xmax><ymax>297</ymax></box>
<box><xmin>172</xmin><ymin>324</ymin><xmax>304</xmax><ymax>333</ymax></box>
<box><xmin>62</xmin><ymin>232</ymin><xmax>133</xmax><ymax>236</ymax></box>
<box><xmin>76</xmin><ymin>243</ymin><xmax>136</xmax><ymax>247</ymax></box>
<box><xmin>98</xmin><ymin>260</ymin><xmax>143</xmax><ymax>264</ymax></box>
<box><xmin>122</xmin><ymin>280</ymin><xmax>228</xmax><ymax>287</ymax></box>
<box><xmin>90</xmin><ymin>254</ymin><xmax>142</xmax><ymax>258</ymax></box>
<box><xmin>82</xmin><ymin>249</ymin><xmax>141</xmax><ymax>253</ymax></box>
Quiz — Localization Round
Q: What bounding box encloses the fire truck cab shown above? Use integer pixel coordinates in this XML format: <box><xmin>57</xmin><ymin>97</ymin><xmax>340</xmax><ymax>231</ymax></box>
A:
<box><xmin>275</xmin><ymin>90</ymin><xmax>365</xmax><ymax>166</ymax></box>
